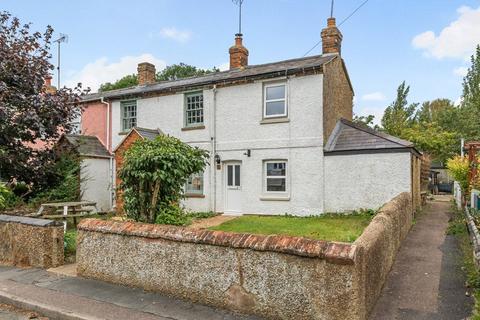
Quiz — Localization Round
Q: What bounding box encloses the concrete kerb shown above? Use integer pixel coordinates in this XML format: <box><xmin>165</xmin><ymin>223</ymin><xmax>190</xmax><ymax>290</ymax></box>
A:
<box><xmin>0</xmin><ymin>286</ymin><xmax>85</xmax><ymax>320</ymax></box>
<box><xmin>464</xmin><ymin>206</ymin><xmax>480</xmax><ymax>266</ymax></box>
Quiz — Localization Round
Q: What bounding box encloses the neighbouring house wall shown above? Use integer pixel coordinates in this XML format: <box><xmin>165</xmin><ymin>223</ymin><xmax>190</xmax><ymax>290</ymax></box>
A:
<box><xmin>77</xmin><ymin>192</ymin><xmax>413</xmax><ymax>320</ymax></box>
<box><xmin>110</xmin><ymin>74</ymin><xmax>325</xmax><ymax>215</ymax></box>
<box><xmin>81</xmin><ymin>102</ymin><xmax>109</xmax><ymax>150</ymax></box>
<box><xmin>0</xmin><ymin>215</ymin><xmax>64</xmax><ymax>268</ymax></box>
<box><xmin>80</xmin><ymin>157</ymin><xmax>112</xmax><ymax>212</ymax></box>
<box><xmin>322</xmin><ymin>56</ymin><xmax>353</xmax><ymax>143</ymax></box>
<box><xmin>324</xmin><ymin>152</ymin><xmax>411</xmax><ymax>212</ymax></box>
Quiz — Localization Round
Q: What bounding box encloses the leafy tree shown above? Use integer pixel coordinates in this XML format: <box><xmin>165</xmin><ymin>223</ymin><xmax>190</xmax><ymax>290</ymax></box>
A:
<box><xmin>0</xmin><ymin>12</ymin><xmax>85</xmax><ymax>188</ymax></box>
<box><xmin>353</xmin><ymin>114</ymin><xmax>376</xmax><ymax>128</ymax></box>
<box><xmin>381</xmin><ymin>81</ymin><xmax>418</xmax><ymax>136</ymax></box>
<box><xmin>157</xmin><ymin>63</ymin><xmax>219</xmax><ymax>81</ymax></box>
<box><xmin>99</xmin><ymin>74</ymin><xmax>137</xmax><ymax>92</ymax></box>
<box><xmin>462</xmin><ymin>45</ymin><xmax>480</xmax><ymax>110</ymax></box>
<box><xmin>99</xmin><ymin>63</ymin><xmax>219</xmax><ymax>92</ymax></box>
<box><xmin>400</xmin><ymin>123</ymin><xmax>457</xmax><ymax>161</ymax></box>
<box><xmin>451</xmin><ymin>45</ymin><xmax>480</xmax><ymax>142</ymax></box>
<box><xmin>119</xmin><ymin>135</ymin><xmax>209</xmax><ymax>224</ymax></box>
<box><xmin>415</xmin><ymin>99</ymin><xmax>456</xmax><ymax>125</ymax></box>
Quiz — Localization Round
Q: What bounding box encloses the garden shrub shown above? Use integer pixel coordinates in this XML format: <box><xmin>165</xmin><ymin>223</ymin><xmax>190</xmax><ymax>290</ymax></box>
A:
<box><xmin>155</xmin><ymin>203</ymin><xmax>190</xmax><ymax>226</ymax></box>
<box><xmin>0</xmin><ymin>183</ymin><xmax>15</xmax><ymax>210</ymax></box>
<box><xmin>447</xmin><ymin>155</ymin><xmax>470</xmax><ymax>192</ymax></box>
<box><xmin>29</xmin><ymin>154</ymin><xmax>81</xmax><ymax>206</ymax></box>
<box><xmin>120</xmin><ymin>135</ymin><xmax>208</xmax><ymax>224</ymax></box>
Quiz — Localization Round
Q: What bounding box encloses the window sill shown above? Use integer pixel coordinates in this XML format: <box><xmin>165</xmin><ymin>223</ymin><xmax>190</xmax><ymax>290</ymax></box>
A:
<box><xmin>185</xmin><ymin>193</ymin><xmax>205</xmax><ymax>198</ymax></box>
<box><xmin>259</xmin><ymin>195</ymin><xmax>290</xmax><ymax>201</ymax></box>
<box><xmin>182</xmin><ymin>125</ymin><xmax>205</xmax><ymax>131</ymax></box>
<box><xmin>260</xmin><ymin>118</ymin><xmax>289</xmax><ymax>125</ymax></box>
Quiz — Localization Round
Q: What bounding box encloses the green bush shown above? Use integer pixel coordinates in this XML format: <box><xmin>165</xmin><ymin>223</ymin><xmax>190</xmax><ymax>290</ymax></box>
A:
<box><xmin>29</xmin><ymin>154</ymin><xmax>81</xmax><ymax>207</ymax></box>
<box><xmin>0</xmin><ymin>183</ymin><xmax>14</xmax><ymax>210</ymax></box>
<box><xmin>120</xmin><ymin>135</ymin><xmax>209</xmax><ymax>224</ymax></box>
<box><xmin>187</xmin><ymin>211</ymin><xmax>216</xmax><ymax>219</ymax></box>
<box><xmin>155</xmin><ymin>203</ymin><xmax>190</xmax><ymax>226</ymax></box>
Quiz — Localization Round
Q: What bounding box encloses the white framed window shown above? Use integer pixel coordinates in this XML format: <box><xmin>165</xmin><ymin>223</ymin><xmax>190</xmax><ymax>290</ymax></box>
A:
<box><xmin>121</xmin><ymin>100</ymin><xmax>137</xmax><ymax>131</ymax></box>
<box><xmin>186</xmin><ymin>172</ymin><xmax>204</xmax><ymax>195</ymax></box>
<box><xmin>185</xmin><ymin>92</ymin><xmax>204</xmax><ymax>127</ymax></box>
<box><xmin>264</xmin><ymin>161</ymin><xmax>287</xmax><ymax>193</ymax></box>
<box><xmin>264</xmin><ymin>83</ymin><xmax>287</xmax><ymax>118</ymax></box>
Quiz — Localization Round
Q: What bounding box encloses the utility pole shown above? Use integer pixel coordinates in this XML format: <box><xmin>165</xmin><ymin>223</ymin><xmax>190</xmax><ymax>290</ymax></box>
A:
<box><xmin>54</xmin><ymin>33</ymin><xmax>68</xmax><ymax>88</ymax></box>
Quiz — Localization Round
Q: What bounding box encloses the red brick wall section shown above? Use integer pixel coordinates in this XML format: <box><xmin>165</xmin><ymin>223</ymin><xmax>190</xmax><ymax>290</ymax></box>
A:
<box><xmin>78</xmin><ymin>218</ymin><xmax>357</xmax><ymax>264</ymax></box>
<box><xmin>115</xmin><ymin>131</ymin><xmax>142</xmax><ymax>214</ymax></box>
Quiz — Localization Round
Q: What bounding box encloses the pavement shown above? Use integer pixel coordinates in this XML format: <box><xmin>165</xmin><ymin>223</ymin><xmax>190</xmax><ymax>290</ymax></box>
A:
<box><xmin>0</xmin><ymin>303</ymin><xmax>48</xmax><ymax>320</ymax></box>
<box><xmin>0</xmin><ymin>266</ymin><xmax>260</xmax><ymax>320</ymax></box>
<box><xmin>369</xmin><ymin>197</ymin><xmax>473</xmax><ymax>320</ymax></box>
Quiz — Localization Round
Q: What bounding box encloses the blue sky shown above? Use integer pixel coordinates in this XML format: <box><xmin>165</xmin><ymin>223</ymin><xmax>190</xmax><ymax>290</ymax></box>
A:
<box><xmin>4</xmin><ymin>0</ymin><xmax>480</xmax><ymax>123</ymax></box>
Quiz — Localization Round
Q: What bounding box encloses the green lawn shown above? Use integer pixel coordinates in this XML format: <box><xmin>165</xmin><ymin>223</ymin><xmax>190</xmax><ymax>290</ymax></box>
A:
<box><xmin>209</xmin><ymin>214</ymin><xmax>373</xmax><ymax>243</ymax></box>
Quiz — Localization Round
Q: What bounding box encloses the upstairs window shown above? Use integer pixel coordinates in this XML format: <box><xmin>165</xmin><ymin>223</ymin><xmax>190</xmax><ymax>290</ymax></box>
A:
<box><xmin>185</xmin><ymin>92</ymin><xmax>204</xmax><ymax>127</ymax></box>
<box><xmin>121</xmin><ymin>100</ymin><xmax>137</xmax><ymax>131</ymax></box>
<box><xmin>186</xmin><ymin>172</ymin><xmax>204</xmax><ymax>195</ymax></box>
<box><xmin>264</xmin><ymin>83</ymin><xmax>287</xmax><ymax>118</ymax></box>
<box><xmin>264</xmin><ymin>161</ymin><xmax>287</xmax><ymax>193</ymax></box>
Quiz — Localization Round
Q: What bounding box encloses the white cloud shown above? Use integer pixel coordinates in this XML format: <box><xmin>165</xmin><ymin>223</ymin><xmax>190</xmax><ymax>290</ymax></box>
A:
<box><xmin>361</xmin><ymin>92</ymin><xmax>386</xmax><ymax>102</ymax></box>
<box><xmin>412</xmin><ymin>5</ymin><xmax>480</xmax><ymax>59</ymax></box>
<box><xmin>354</xmin><ymin>106</ymin><xmax>386</xmax><ymax>126</ymax></box>
<box><xmin>217</xmin><ymin>62</ymin><xmax>230</xmax><ymax>71</ymax></box>
<box><xmin>65</xmin><ymin>54</ymin><xmax>166</xmax><ymax>91</ymax></box>
<box><xmin>453</xmin><ymin>66</ymin><xmax>468</xmax><ymax>77</ymax></box>
<box><xmin>158</xmin><ymin>27</ymin><xmax>192</xmax><ymax>43</ymax></box>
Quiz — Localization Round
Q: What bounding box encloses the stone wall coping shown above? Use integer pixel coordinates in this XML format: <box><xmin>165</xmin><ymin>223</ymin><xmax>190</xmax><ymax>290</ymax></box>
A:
<box><xmin>78</xmin><ymin>218</ymin><xmax>357</xmax><ymax>264</ymax></box>
<box><xmin>0</xmin><ymin>214</ymin><xmax>59</xmax><ymax>227</ymax></box>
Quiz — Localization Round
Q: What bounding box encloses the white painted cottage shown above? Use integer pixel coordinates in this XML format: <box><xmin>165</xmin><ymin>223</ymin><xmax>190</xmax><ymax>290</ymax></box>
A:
<box><xmin>81</xmin><ymin>18</ymin><xmax>421</xmax><ymax>215</ymax></box>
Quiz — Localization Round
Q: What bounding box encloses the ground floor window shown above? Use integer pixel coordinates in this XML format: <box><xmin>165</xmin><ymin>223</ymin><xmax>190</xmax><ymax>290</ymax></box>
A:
<box><xmin>264</xmin><ymin>161</ymin><xmax>287</xmax><ymax>192</ymax></box>
<box><xmin>186</xmin><ymin>172</ymin><xmax>203</xmax><ymax>194</ymax></box>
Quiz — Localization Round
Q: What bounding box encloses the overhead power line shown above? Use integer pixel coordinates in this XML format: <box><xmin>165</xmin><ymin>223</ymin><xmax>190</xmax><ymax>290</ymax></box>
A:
<box><xmin>302</xmin><ymin>0</ymin><xmax>369</xmax><ymax>57</ymax></box>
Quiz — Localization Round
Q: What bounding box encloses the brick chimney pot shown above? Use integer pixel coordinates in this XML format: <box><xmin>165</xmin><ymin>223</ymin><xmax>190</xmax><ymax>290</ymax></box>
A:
<box><xmin>137</xmin><ymin>62</ymin><xmax>156</xmax><ymax>86</ymax></box>
<box><xmin>321</xmin><ymin>18</ymin><xmax>343</xmax><ymax>55</ymax></box>
<box><xmin>229</xmin><ymin>33</ymin><xmax>249</xmax><ymax>70</ymax></box>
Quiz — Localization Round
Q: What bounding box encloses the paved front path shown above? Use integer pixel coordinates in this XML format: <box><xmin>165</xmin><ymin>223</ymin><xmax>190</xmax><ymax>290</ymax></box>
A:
<box><xmin>0</xmin><ymin>266</ymin><xmax>260</xmax><ymax>320</ymax></box>
<box><xmin>370</xmin><ymin>198</ymin><xmax>473</xmax><ymax>320</ymax></box>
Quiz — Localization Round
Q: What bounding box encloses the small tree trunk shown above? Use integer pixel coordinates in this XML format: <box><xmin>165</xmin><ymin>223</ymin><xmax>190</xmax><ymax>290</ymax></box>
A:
<box><xmin>149</xmin><ymin>180</ymin><xmax>161</xmax><ymax>223</ymax></box>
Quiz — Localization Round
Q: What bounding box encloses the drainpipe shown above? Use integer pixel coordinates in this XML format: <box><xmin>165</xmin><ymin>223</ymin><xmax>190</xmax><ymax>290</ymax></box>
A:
<box><xmin>212</xmin><ymin>85</ymin><xmax>217</xmax><ymax>213</ymax></box>
<box><xmin>101</xmin><ymin>97</ymin><xmax>114</xmax><ymax>210</ymax></box>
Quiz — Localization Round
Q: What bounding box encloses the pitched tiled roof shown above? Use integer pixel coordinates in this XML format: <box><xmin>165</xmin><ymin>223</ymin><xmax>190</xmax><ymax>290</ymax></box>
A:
<box><xmin>81</xmin><ymin>54</ymin><xmax>338</xmax><ymax>102</ymax></box>
<box><xmin>324</xmin><ymin>119</ymin><xmax>420</xmax><ymax>155</ymax></box>
<box><xmin>62</xmin><ymin>135</ymin><xmax>111</xmax><ymax>158</ymax></box>
<box><xmin>113</xmin><ymin>127</ymin><xmax>163</xmax><ymax>152</ymax></box>
<box><xmin>133</xmin><ymin>127</ymin><xmax>163</xmax><ymax>140</ymax></box>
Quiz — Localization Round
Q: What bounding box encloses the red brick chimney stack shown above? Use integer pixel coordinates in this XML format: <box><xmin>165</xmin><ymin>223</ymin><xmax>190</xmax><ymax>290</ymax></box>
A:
<box><xmin>43</xmin><ymin>75</ymin><xmax>56</xmax><ymax>94</ymax></box>
<box><xmin>137</xmin><ymin>62</ymin><xmax>156</xmax><ymax>85</ymax></box>
<box><xmin>229</xmin><ymin>33</ymin><xmax>249</xmax><ymax>70</ymax></box>
<box><xmin>321</xmin><ymin>17</ymin><xmax>343</xmax><ymax>55</ymax></box>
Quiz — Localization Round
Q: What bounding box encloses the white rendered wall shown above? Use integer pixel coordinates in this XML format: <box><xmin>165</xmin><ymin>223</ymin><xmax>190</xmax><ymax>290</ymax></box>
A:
<box><xmin>110</xmin><ymin>74</ymin><xmax>324</xmax><ymax>215</ymax></box>
<box><xmin>80</xmin><ymin>158</ymin><xmax>112</xmax><ymax>212</ymax></box>
<box><xmin>324</xmin><ymin>152</ymin><xmax>412</xmax><ymax>212</ymax></box>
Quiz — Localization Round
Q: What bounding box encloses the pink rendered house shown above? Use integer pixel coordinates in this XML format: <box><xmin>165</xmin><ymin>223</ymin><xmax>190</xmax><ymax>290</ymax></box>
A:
<box><xmin>80</xmin><ymin>96</ymin><xmax>112</xmax><ymax>152</ymax></box>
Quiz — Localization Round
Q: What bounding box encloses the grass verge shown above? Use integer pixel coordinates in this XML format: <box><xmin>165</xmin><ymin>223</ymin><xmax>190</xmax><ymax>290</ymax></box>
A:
<box><xmin>448</xmin><ymin>205</ymin><xmax>480</xmax><ymax>319</ymax></box>
<box><xmin>209</xmin><ymin>212</ymin><xmax>374</xmax><ymax>243</ymax></box>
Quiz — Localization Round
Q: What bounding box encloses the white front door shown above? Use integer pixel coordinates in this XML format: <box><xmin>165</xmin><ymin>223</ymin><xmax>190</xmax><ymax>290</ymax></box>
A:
<box><xmin>224</xmin><ymin>162</ymin><xmax>242</xmax><ymax>214</ymax></box>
